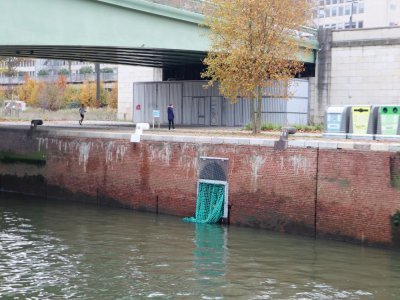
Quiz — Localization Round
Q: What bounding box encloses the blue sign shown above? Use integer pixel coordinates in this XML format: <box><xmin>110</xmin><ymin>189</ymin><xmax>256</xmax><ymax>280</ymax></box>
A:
<box><xmin>153</xmin><ymin>110</ymin><xmax>160</xmax><ymax>118</ymax></box>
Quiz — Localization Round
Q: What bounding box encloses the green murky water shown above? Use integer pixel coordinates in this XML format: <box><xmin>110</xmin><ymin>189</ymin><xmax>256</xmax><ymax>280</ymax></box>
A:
<box><xmin>1</xmin><ymin>194</ymin><xmax>399</xmax><ymax>299</ymax></box>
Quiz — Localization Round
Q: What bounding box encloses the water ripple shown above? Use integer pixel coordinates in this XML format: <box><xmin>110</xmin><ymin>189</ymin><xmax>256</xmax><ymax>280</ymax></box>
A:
<box><xmin>1</xmin><ymin>197</ymin><xmax>400</xmax><ymax>299</ymax></box>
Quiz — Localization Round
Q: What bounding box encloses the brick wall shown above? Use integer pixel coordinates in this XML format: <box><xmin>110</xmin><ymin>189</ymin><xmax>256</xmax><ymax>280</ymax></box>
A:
<box><xmin>317</xmin><ymin>149</ymin><xmax>400</xmax><ymax>246</ymax></box>
<box><xmin>0</xmin><ymin>128</ymin><xmax>399</xmax><ymax>247</ymax></box>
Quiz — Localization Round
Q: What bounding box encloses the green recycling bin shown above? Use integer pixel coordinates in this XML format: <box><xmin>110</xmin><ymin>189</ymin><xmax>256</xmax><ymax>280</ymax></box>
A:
<box><xmin>375</xmin><ymin>105</ymin><xmax>400</xmax><ymax>140</ymax></box>
<box><xmin>348</xmin><ymin>105</ymin><xmax>374</xmax><ymax>139</ymax></box>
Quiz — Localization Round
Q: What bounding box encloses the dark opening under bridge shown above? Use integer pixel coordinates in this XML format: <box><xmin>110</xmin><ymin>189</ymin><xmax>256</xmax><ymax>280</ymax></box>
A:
<box><xmin>0</xmin><ymin>0</ymin><xmax>318</xmax><ymax>68</ymax></box>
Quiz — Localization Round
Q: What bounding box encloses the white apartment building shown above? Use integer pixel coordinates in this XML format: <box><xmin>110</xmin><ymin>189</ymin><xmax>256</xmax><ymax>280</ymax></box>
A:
<box><xmin>315</xmin><ymin>0</ymin><xmax>400</xmax><ymax>29</ymax></box>
<box><xmin>0</xmin><ymin>59</ymin><xmax>117</xmax><ymax>79</ymax></box>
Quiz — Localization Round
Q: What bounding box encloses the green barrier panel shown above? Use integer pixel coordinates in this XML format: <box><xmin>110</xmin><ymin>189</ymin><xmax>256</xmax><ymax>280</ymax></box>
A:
<box><xmin>380</xmin><ymin>106</ymin><xmax>400</xmax><ymax>135</ymax></box>
<box><xmin>352</xmin><ymin>106</ymin><xmax>371</xmax><ymax>135</ymax></box>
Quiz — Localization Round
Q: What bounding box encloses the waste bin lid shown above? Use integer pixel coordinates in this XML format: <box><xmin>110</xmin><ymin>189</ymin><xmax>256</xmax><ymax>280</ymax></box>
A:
<box><xmin>380</xmin><ymin>106</ymin><xmax>400</xmax><ymax>114</ymax></box>
<box><xmin>326</xmin><ymin>106</ymin><xmax>347</xmax><ymax>114</ymax></box>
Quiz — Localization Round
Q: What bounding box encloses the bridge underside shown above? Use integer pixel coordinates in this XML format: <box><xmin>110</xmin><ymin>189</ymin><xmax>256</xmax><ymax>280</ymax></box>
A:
<box><xmin>0</xmin><ymin>46</ymin><xmax>206</xmax><ymax>68</ymax></box>
<box><xmin>0</xmin><ymin>0</ymin><xmax>316</xmax><ymax>71</ymax></box>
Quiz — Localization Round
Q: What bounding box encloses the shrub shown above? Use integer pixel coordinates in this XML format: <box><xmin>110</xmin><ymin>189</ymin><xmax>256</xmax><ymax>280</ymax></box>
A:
<box><xmin>391</xmin><ymin>210</ymin><xmax>400</xmax><ymax>228</ymax></box>
<box><xmin>243</xmin><ymin>123</ymin><xmax>252</xmax><ymax>130</ymax></box>
<box><xmin>261</xmin><ymin>123</ymin><xmax>282</xmax><ymax>131</ymax></box>
<box><xmin>37</xmin><ymin>69</ymin><xmax>49</xmax><ymax>76</ymax></box>
<box><xmin>100</xmin><ymin>67</ymin><xmax>114</xmax><ymax>73</ymax></box>
<box><xmin>58</xmin><ymin>68</ymin><xmax>70</xmax><ymax>75</ymax></box>
<box><xmin>79</xmin><ymin>66</ymin><xmax>93</xmax><ymax>74</ymax></box>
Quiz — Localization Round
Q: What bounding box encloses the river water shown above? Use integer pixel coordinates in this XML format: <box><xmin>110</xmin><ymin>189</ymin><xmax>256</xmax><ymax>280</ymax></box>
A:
<box><xmin>1</xmin><ymin>195</ymin><xmax>400</xmax><ymax>300</ymax></box>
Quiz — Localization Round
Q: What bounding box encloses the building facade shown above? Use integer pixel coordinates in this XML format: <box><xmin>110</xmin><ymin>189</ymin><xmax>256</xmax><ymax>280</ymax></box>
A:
<box><xmin>0</xmin><ymin>59</ymin><xmax>117</xmax><ymax>79</ymax></box>
<box><xmin>309</xmin><ymin>26</ymin><xmax>400</xmax><ymax>123</ymax></box>
<box><xmin>315</xmin><ymin>0</ymin><xmax>400</xmax><ymax>29</ymax></box>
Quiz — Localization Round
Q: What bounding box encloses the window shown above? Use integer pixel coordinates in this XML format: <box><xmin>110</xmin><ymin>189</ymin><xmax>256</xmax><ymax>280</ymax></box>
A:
<box><xmin>325</xmin><ymin>7</ymin><xmax>331</xmax><ymax>17</ymax></box>
<box><xmin>320</xmin><ymin>0</ymin><xmax>324</xmax><ymax>5</ymax></box>
<box><xmin>326</xmin><ymin>0</ymin><xmax>331</xmax><ymax>4</ymax></box>
<box><xmin>332</xmin><ymin>6</ymin><xmax>337</xmax><ymax>16</ymax></box>
<box><xmin>358</xmin><ymin>2</ymin><xmax>364</xmax><ymax>13</ymax></box>
<box><xmin>332</xmin><ymin>0</ymin><xmax>337</xmax><ymax>4</ymax></box>
<box><xmin>352</xmin><ymin>3</ymin><xmax>358</xmax><ymax>14</ymax></box>
<box><xmin>358</xmin><ymin>21</ymin><xmax>364</xmax><ymax>28</ymax></box>
<box><xmin>339</xmin><ymin>6</ymin><xmax>344</xmax><ymax>16</ymax></box>
<box><xmin>331</xmin><ymin>23</ymin><xmax>337</xmax><ymax>29</ymax></box>
<box><xmin>319</xmin><ymin>8</ymin><xmax>325</xmax><ymax>18</ymax></box>
<box><xmin>345</xmin><ymin>4</ymin><xmax>351</xmax><ymax>15</ymax></box>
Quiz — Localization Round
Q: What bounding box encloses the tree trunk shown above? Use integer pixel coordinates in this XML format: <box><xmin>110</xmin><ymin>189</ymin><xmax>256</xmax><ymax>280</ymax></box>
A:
<box><xmin>250</xmin><ymin>98</ymin><xmax>256</xmax><ymax>134</ymax></box>
<box><xmin>256</xmin><ymin>86</ymin><xmax>262</xmax><ymax>134</ymax></box>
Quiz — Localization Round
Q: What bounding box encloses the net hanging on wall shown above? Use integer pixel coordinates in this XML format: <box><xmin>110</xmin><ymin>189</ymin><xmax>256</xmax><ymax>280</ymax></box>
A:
<box><xmin>183</xmin><ymin>182</ymin><xmax>225</xmax><ymax>224</ymax></box>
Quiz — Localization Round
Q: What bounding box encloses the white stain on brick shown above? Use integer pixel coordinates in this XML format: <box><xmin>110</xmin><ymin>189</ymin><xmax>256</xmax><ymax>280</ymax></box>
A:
<box><xmin>78</xmin><ymin>142</ymin><xmax>91</xmax><ymax>172</ymax></box>
<box><xmin>248</xmin><ymin>155</ymin><xmax>266</xmax><ymax>191</ymax></box>
<box><xmin>103</xmin><ymin>142</ymin><xmax>128</xmax><ymax>165</ymax></box>
<box><xmin>37</xmin><ymin>137</ymin><xmax>48</xmax><ymax>151</ymax></box>
<box><xmin>177</xmin><ymin>144</ymin><xmax>198</xmax><ymax>178</ymax></box>
<box><xmin>250</xmin><ymin>155</ymin><xmax>266</xmax><ymax>180</ymax></box>
<box><xmin>58</xmin><ymin>140</ymin><xmax>63</xmax><ymax>151</ymax></box>
<box><xmin>37</xmin><ymin>137</ymin><xmax>129</xmax><ymax>172</ymax></box>
<box><xmin>116</xmin><ymin>145</ymin><xmax>128</xmax><ymax>161</ymax></box>
<box><xmin>289</xmin><ymin>155</ymin><xmax>310</xmax><ymax>175</ymax></box>
<box><xmin>149</xmin><ymin>143</ymin><xmax>172</xmax><ymax>165</ymax></box>
<box><xmin>105</xmin><ymin>142</ymin><xmax>114</xmax><ymax>164</ymax></box>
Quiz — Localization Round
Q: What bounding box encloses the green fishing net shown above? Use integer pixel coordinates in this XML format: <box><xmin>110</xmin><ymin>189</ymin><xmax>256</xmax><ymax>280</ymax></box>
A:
<box><xmin>183</xmin><ymin>182</ymin><xmax>225</xmax><ymax>224</ymax></box>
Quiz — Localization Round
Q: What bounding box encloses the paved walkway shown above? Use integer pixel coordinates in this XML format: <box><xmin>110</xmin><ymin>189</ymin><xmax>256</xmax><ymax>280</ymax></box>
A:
<box><xmin>0</xmin><ymin>120</ymin><xmax>321</xmax><ymax>138</ymax></box>
<box><xmin>0</xmin><ymin>120</ymin><xmax>399</xmax><ymax>152</ymax></box>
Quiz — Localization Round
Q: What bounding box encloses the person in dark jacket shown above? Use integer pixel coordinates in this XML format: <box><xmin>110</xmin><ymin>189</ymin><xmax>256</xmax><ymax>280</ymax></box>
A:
<box><xmin>167</xmin><ymin>104</ymin><xmax>175</xmax><ymax>130</ymax></box>
<box><xmin>79</xmin><ymin>104</ymin><xmax>86</xmax><ymax>125</ymax></box>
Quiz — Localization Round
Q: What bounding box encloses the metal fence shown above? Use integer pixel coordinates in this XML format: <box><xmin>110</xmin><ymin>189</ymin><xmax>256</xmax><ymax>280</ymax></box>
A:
<box><xmin>132</xmin><ymin>79</ymin><xmax>309</xmax><ymax>126</ymax></box>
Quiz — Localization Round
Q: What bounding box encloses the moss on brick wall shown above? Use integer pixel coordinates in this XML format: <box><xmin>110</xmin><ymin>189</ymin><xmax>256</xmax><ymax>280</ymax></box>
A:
<box><xmin>0</xmin><ymin>151</ymin><xmax>46</xmax><ymax>166</ymax></box>
<box><xmin>390</xmin><ymin>153</ymin><xmax>400</xmax><ymax>190</ymax></box>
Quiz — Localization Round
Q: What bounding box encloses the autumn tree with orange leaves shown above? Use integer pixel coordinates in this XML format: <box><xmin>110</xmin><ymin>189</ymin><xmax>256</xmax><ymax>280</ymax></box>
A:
<box><xmin>202</xmin><ymin>0</ymin><xmax>313</xmax><ymax>133</ymax></box>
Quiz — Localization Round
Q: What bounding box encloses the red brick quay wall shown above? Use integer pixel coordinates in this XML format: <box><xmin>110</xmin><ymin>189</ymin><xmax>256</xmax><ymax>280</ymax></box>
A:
<box><xmin>0</xmin><ymin>127</ymin><xmax>399</xmax><ymax>248</ymax></box>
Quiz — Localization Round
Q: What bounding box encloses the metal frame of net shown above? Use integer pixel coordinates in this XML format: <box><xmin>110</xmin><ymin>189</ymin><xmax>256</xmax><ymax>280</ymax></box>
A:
<box><xmin>184</xmin><ymin>157</ymin><xmax>229</xmax><ymax>224</ymax></box>
<box><xmin>198</xmin><ymin>157</ymin><xmax>228</xmax><ymax>181</ymax></box>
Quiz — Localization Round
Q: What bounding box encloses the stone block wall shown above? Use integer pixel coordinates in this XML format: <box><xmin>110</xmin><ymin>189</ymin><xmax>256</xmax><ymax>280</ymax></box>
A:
<box><xmin>117</xmin><ymin>65</ymin><xmax>162</xmax><ymax>121</ymax></box>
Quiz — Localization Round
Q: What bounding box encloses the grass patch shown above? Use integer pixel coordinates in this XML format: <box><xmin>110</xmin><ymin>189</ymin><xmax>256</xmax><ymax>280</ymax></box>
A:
<box><xmin>243</xmin><ymin>123</ymin><xmax>323</xmax><ymax>132</ymax></box>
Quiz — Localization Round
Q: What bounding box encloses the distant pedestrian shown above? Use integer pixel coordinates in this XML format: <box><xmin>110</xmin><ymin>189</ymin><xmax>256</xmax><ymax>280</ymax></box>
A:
<box><xmin>167</xmin><ymin>104</ymin><xmax>175</xmax><ymax>130</ymax></box>
<box><xmin>79</xmin><ymin>104</ymin><xmax>86</xmax><ymax>125</ymax></box>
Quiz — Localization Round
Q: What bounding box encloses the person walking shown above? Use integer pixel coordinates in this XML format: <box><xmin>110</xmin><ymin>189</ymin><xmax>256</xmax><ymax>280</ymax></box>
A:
<box><xmin>79</xmin><ymin>104</ymin><xmax>86</xmax><ymax>125</ymax></box>
<box><xmin>167</xmin><ymin>104</ymin><xmax>175</xmax><ymax>130</ymax></box>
